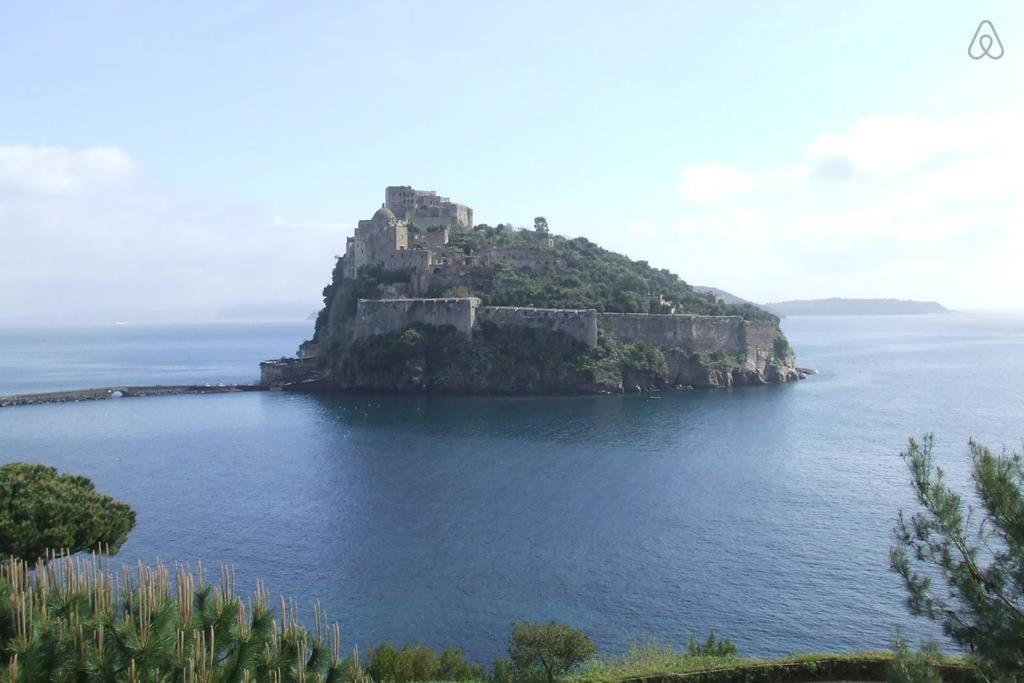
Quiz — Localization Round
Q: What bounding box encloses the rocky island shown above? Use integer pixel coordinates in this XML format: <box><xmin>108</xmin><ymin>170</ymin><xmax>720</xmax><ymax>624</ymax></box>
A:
<box><xmin>262</xmin><ymin>186</ymin><xmax>806</xmax><ymax>393</ymax></box>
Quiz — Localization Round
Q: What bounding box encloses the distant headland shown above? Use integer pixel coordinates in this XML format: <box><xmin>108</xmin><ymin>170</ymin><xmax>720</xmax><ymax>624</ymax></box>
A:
<box><xmin>694</xmin><ymin>288</ymin><xmax>952</xmax><ymax>318</ymax></box>
<box><xmin>765</xmin><ymin>298</ymin><xmax>952</xmax><ymax>317</ymax></box>
<box><xmin>262</xmin><ymin>186</ymin><xmax>807</xmax><ymax>394</ymax></box>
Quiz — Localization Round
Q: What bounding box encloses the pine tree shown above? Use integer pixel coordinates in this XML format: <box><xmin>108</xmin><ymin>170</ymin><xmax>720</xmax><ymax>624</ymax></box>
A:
<box><xmin>0</xmin><ymin>463</ymin><xmax>135</xmax><ymax>564</ymax></box>
<box><xmin>891</xmin><ymin>434</ymin><xmax>1024</xmax><ymax>676</ymax></box>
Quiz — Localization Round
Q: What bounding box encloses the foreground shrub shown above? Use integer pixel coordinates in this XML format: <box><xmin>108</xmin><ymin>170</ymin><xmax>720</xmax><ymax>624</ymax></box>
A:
<box><xmin>365</xmin><ymin>642</ymin><xmax>482</xmax><ymax>682</ymax></box>
<box><xmin>887</xmin><ymin>635</ymin><xmax>943</xmax><ymax>683</ymax></box>
<box><xmin>569</xmin><ymin>636</ymin><xmax>741</xmax><ymax>681</ymax></box>
<box><xmin>0</xmin><ymin>554</ymin><xmax>354</xmax><ymax>682</ymax></box>
<box><xmin>0</xmin><ymin>463</ymin><xmax>135</xmax><ymax>564</ymax></box>
<box><xmin>686</xmin><ymin>631</ymin><xmax>737</xmax><ymax>658</ymax></box>
<box><xmin>508</xmin><ymin>621</ymin><xmax>595</xmax><ymax>683</ymax></box>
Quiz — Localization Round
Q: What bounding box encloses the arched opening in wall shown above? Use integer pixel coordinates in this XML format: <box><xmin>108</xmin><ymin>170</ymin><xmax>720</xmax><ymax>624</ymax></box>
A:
<box><xmin>433</xmin><ymin>268</ymin><xmax>442</xmax><ymax>274</ymax></box>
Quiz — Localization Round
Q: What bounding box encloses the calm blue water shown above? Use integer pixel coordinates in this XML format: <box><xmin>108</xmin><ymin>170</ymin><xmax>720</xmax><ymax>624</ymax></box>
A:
<box><xmin>0</xmin><ymin>322</ymin><xmax>307</xmax><ymax>395</ymax></box>
<box><xmin>1</xmin><ymin>314</ymin><xmax>1023</xmax><ymax>664</ymax></box>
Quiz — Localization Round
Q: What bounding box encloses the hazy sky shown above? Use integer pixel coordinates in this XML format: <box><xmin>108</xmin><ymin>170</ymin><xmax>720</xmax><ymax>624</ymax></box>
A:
<box><xmin>1</xmin><ymin>1</ymin><xmax>1020</xmax><ymax>321</ymax></box>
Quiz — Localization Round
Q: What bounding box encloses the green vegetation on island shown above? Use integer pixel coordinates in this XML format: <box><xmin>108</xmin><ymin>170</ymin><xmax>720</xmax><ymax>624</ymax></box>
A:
<box><xmin>439</xmin><ymin>229</ymin><xmax>776</xmax><ymax>321</ymax></box>
<box><xmin>340</xmin><ymin>322</ymin><xmax>764</xmax><ymax>394</ymax></box>
<box><xmin>315</xmin><ymin>229</ymin><xmax>777</xmax><ymax>341</ymax></box>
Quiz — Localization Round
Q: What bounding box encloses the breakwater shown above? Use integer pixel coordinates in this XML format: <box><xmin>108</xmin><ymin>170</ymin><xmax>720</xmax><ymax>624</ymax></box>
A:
<box><xmin>0</xmin><ymin>384</ymin><xmax>265</xmax><ymax>408</ymax></box>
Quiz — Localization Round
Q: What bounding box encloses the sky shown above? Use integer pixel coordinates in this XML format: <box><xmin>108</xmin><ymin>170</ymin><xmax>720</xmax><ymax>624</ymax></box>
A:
<box><xmin>0</xmin><ymin>0</ymin><xmax>1021</xmax><ymax>321</ymax></box>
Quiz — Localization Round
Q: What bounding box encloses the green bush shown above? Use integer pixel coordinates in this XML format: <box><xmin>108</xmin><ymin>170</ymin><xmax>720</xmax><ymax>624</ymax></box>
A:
<box><xmin>440</xmin><ymin>647</ymin><xmax>486</xmax><ymax>680</ymax></box>
<box><xmin>0</xmin><ymin>463</ymin><xmax>136</xmax><ymax>564</ymax></box>
<box><xmin>508</xmin><ymin>621</ymin><xmax>596</xmax><ymax>683</ymax></box>
<box><xmin>686</xmin><ymin>631</ymin><xmax>737</xmax><ymax>658</ymax></box>
<box><xmin>365</xmin><ymin>642</ymin><xmax>482</xmax><ymax>682</ymax></box>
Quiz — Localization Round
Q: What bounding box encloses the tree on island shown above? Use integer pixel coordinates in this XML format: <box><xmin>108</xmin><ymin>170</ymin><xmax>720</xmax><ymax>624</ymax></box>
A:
<box><xmin>508</xmin><ymin>621</ymin><xmax>596</xmax><ymax>683</ymax></box>
<box><xmin>891</xmin><ymin>435</ymin><xmax>1024</xmax><ymax>677</ymax></box>
<box><xmin>534</xmin><ymin>216</ymin><xmax>549</xmax><ymax>234</ymax></box>
<box><xmin>0</xmin><ymin>462</ymin><xmax>135</xmax><ymax>564</ymax></box>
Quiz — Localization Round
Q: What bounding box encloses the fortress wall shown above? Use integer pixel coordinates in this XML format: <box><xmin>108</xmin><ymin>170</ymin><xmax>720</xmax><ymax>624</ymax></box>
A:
<box><xmin>691</xmin><ymin>316</ymin><xmax>746</xmax><ymax>355</ymax></box>
<box><xmin>742</xmin><ymin>320</ymin><xmax>779</xmax><ymax>363</ymax></box>
<box><xmin>477</xmin><ymin>306</ymin><xmax>598</xmax><ymax>348</ymax></box>
<box><xmin>348</xmin><ymin>299</ymin><xmax>776</xmax><ymax>361</ymax></box>
<box><xmin>353</xmin><ymin>298</ymin><xmax>479</xmax><ymax>340</ymax></box>
<box><xmin>598</xmin><ymin>313</ymin><xmax>749</xmax><ymax>356</ymax></box>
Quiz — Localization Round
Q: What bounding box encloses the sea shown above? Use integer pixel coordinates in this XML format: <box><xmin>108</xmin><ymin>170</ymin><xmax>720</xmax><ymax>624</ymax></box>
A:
<box><xmin>1</xmin><ymin>313</ymin><xmax>1023</xmax><ymax>664</ymax></box>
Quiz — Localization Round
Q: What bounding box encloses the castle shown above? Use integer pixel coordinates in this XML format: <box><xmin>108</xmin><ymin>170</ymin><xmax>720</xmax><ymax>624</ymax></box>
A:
<box><xmin>260</xmin><ymin>186</ymin><xmax>803</xmax><ymax>390</ymax></box>
<box><xmin>341</xmin><ymin>186</ymin><xmax>556</xmax><ymax>294</ymax></box>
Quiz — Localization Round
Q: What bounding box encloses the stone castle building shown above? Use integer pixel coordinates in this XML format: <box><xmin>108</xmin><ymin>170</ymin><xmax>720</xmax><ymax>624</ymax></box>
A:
<box><xmin>341</xmin><ymin>186</ymin><xmax>555</xmax><ymax>291</ymax></box>
<box><xmin>342</xmin><ymin>186</ymin><xmax>473</xmax><ymax>280</ymax></box>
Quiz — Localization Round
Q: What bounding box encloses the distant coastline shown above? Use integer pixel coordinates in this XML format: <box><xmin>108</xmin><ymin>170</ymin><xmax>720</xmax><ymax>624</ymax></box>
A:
<box><xmin>693</xmin><ymin>288</ymin><xmax>952</xmax><ymax>317</ymax></box>
<box><xmin>764</xmin><ymin>298</ymin><xmax>952</xmax><ymax>317</ymax></box>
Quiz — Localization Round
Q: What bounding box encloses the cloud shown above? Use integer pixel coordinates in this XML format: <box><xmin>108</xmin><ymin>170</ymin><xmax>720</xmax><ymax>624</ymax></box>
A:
<box><xmin>805</xmin><ymin>111</ymin><xmax>1014</xmax><ymax>176</ymax></box>
<box><xmin>810</xmin><ymin>157</ymin><xmax>855</xmax><ymax>182</ymax></box>
<box><xmin>661</xmin><ymin>110</ymin><xmax>1024</xmax><ymax>308</ymax></box>
<box><xmin>0</xmin><ymin>146</ymin><xmax>343</xmax><ymax>321</ymax></box>
<box><xmin>677</xmin><ymin>163</ymin><xmax>752</xmax><ymax>201</ymax></box>
<box><xmin>0</xmin><ymin>146</ymin><xmax>135</xmax><ymax>196</ymax></box>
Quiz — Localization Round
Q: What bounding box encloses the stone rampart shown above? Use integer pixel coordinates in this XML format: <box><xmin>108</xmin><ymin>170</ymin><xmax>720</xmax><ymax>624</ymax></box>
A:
<box><xmin>741</xmin><ymin>319</ymin><xmax>779</xmax><ymax>364</ymax></box>
<box><xmin>598</xmin><ymin>313</ymin><xmax>748</xmax><ymax>356</ymax></box>
<box><xmin>477</xmin><ymin>306</ymin><xmax>598</xmax><ymax>347</ymax></box>
<box><xmin>348</xmin><ymin>299</ymin><xmax>777</xmax><ymax>362</ymax></box>
<box><xmin>353</xmin><ymin>298</ymin><xmax>479</xmax><ymax>340</ymax></box>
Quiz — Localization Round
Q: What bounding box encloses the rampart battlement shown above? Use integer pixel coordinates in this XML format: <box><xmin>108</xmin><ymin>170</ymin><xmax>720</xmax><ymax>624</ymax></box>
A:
<box><xmin>349</xmin><ymin>299</ymin><xmax>777</xmax><ymax>361</ymax></box>
<box><xmin>477</xmin><ymin>306</ymin><xmax>598</xmax><ymax>347</ymax></box>
<box><xmin>598</xmin><ymin>312</ymin><xmax>763</xmax><ymax>358</ymax></box>
<box><xmin>354</xmin><ymin>298</ymin><xmax>479</xmax><ymax>340</ymax></box>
